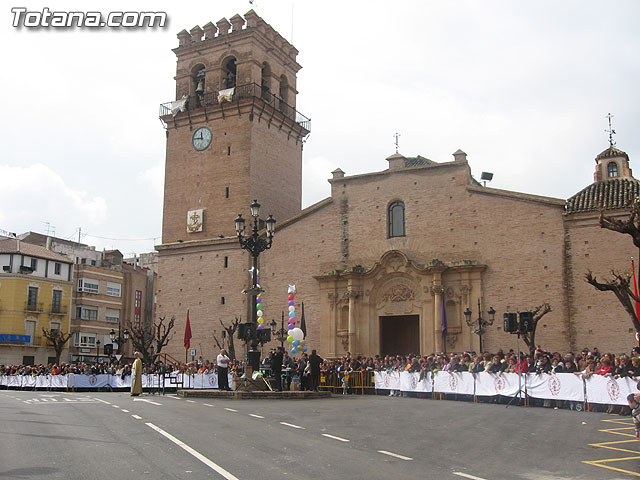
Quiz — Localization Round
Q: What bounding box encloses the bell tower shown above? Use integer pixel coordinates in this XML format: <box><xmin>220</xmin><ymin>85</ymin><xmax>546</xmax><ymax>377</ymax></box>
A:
<box><xmin>159</xmin><ymin>10</ymin><xmax>310</xmax><ymax>244</ymax></box>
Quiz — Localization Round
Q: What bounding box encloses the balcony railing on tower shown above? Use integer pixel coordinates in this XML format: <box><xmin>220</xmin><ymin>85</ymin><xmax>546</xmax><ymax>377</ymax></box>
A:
<box><xmin>159</xmin><ymin>82</ymin><xmax>311</xmax><ymax>133</ymax></box>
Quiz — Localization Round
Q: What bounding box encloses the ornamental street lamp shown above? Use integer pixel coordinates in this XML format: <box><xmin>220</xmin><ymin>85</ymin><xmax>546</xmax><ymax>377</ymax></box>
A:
<box><xmin>270</xmin><ymin>312</ymin><xmax>289</xmax><ymax>349</ymax></box>
<box><xmin>96</xmin><ymin>339</ymin><xmax>101</xmax><ymax>363</ymax></box>
<box><xmin>110</xmin><ymin>327</ymin><xmax>130</xmax><ymax>355</ymax></box>
<box><xmin>463</xmin><ymin>299</ymin><xmax>496</xmax><ymax>353</ymax></box>
<box><xmin>235</xmin><ymin>199</ymin><xmax>276</xmax><ymax>372</ymax></box>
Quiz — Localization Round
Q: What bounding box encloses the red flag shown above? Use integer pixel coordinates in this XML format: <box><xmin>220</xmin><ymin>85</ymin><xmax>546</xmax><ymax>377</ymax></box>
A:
<box><xmin>632</xmin><ymin>260</ymin><xmax>640</xmax><ymax>324</ymax></box>
<box><xmin>184</xmin><ymin>309</ymin><xmax>192</xmax><ymax>350</ymax></box>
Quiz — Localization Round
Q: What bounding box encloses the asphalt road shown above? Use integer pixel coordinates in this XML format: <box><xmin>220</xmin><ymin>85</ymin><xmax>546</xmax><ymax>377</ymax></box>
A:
<box><xmin>1</xmin><ymin>390</ymin><xmax>638</xmax><ymax>480</ymax></box>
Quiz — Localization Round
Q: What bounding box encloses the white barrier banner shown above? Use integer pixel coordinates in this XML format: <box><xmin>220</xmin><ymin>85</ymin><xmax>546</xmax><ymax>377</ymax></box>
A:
<box><xmin>35</xmin><ymin>376</ymin><xmax>50</xmax><ymax>388</ymax></box>
<box><xmin>433</xmin><ymin>371</ymin><xmax>475</xmax><ymax>395</ymax></box>
<box><xmin>526</xmin><ymin>373</ymin><xmax>585</xmax><ymax>402</ymax></box>
<box><xmin>68</xmin><ymin>374</ymin><xmax>110</xmax><ymax>389</ymax></box>
<box><xmin>399</xmin><ymin>371</ymin><xmax>433</xmax><ymax>392</ymax></box>
<box><xmin>50</xmin><ymin>375</ymin><xmax>68</xmax><ymax>389</ymax></box>
<box><xmin>4</xmin><ymin>375</ymin><xmax>23</xmax><ymax>387</ymax></box>
<box><xmin>585</xmin><ymin>375</ymin><xmax>637</xmax><ymax>406</ymax></box>
<box><xmin>374</xmin><ymin>371</ymin><xmax>401</xmax><ymax>390</ymax></box>
<box><xmin>475</xmin><ymin>372</ymin><xmax>522</xmax><ymax>397</ymax></box>
<box><xmin>22</xmin><ymin>376</ymin><xmax>36</xmax><ymax>388</ymax></box>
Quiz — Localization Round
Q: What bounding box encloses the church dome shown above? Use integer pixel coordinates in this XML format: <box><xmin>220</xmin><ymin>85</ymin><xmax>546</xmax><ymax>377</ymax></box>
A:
<box><xmin>565</xmin><ymin>177</ymin><xmax>640</xmax><ymax>214</ymax></box>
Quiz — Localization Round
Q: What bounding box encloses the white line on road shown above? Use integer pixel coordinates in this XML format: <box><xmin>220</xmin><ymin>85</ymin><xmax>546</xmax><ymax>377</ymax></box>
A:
<box><xmin>203</xmin><ymin>403</ymin><xmax>214</xmax><ymax>407</ymax></box>
<box><xmin>186</xmin><ymin>400</ymin><xmax>196</xmax><ymax>403</ymax></box>
<box><xmin>248</xmin><ymin>414</ymin><xmax>264</xmax><ymax>419</ymax></box>
<box><xmin>224</xmin><ymin>408</ymin><xmax>238</xmax><ymax>412</ymax></box>
<box><xmin>377</xmin><ymin>450</ymin><xmax>413</xmax><ymax>461</ymax></box>
<box><xmin>453</xmin><ymin>473</ymin><xmax>488</xmax><ymax>480</ymax></box>
<box><xmin>322</xmin><ymin>434</ymin><xmax>350</xmax><ymax>442</ymax></box>
<box><xmin>131</xmin><ymin>415</ymin><xmax>142</xmax><ymax>420</ymax></box>
<box><xmin>121</xmin><ymin>409</ymin><xmax>130</xmax><ymax>413</ymax></box>
<box><xmin>165</xmin><ymin>395</ymin><xmax>182</xmax><ymax>400</ymax></box>
<box><xmin>112</xmin><ymin>405</ymin><xmax>119</xmax><ymax>408</ymax></box>
<box><xmin>280</xmin><ymin>422</ymin><xmax>305</xmax><ymax>430</ymax></box>
<box><xmin>146</xmin><ymin>422</ymin><xmax>240</xmax><ymax>480</ymax></box>
<box><xmin>133</xmin><ymin>398</ymin><xmax>162</xmax><ymax>406</ymax></box>
<box><xmin>93</xmin><ymin>398</ymin><xmax>111</xmax><ymax>405</ymax></box>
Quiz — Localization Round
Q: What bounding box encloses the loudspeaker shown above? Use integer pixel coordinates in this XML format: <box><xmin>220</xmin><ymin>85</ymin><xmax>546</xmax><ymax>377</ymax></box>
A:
<box><xmin>503</xmin><ymin>313</ymin><xmax>518</xmax><ymax>333</ymax></box>
<box><xmin>237</xmin><ymin>322</ymin><xmax>255</xmax><ymax>340</ymax></box>
<box><xmin>519</xmin><ymin>311</ymin><xmax>533</xmax><ymax>333</ymax></box>
<box><xmin>257</xmin><ymin>328</ymin><xmax>271</xmax><ymax>343</ymax></box>
<box><xmin>104</xmin><ymin>344</ymin><xmax>113</xmax><ymax>355</ymax></box>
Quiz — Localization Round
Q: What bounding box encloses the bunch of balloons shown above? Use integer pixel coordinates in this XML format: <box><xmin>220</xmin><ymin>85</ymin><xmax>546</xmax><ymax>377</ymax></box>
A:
<box><xmin>285</xmin><ymin>285</ymin><xmax>306</xmax><ymax>354</ymax></box>
<box><xmin>255</xmin><ymin>272</ymin><xmax>265</xmax><ymax>330</ymax></box>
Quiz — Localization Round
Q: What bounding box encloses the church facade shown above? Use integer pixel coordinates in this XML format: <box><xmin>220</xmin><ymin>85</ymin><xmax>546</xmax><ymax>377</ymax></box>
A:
<box><xmin>156</xmin><ymin>11</ymin><xmax>638</xmax><ymax>362</ymax></box>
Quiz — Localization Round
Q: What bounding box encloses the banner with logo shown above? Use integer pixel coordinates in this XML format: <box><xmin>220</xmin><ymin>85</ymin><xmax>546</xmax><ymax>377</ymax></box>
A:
<box><xmin>68</xmin><ymin>374</ymin><xmax>110</xmax><ymax>388</ymax></box>
<box><xmin>526</xmin><ymin>373</ymin><xmax>585</xmax><ymax>401</ymax></box>
<box><xmin>399</xmin><ymin>371</ymin><xmax>433</xmax><ymax>393</ymax></box>
<box><xmin>585</xmin><ymin>375</ymin><xmax>637</xmax><ymax>406</ymax></box>
<box><xmin>374</xmin><ymin>371</ymin><xmax>401</xmax><ymax>391</ymax></box>
<box><xmin>433</xmin><ymin>371</ymin><xmax>475</xmax><ymax>395</ymax></box>
<box><xmin>475</xmin><ymin>372</ymin><xmax>522</xmax><ymax>397</ymax></box>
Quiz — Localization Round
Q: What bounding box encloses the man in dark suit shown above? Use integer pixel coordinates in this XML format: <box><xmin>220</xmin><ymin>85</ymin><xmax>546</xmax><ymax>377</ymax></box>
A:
<box><xmin>308</xmin><ymin>349</ymin><xmax>323</xmax><ymax>392</ymax></box>
<box><xmin>272</xmin><ymin>347</ymin><xmax>284</xmax><ymax>391</ymax></box>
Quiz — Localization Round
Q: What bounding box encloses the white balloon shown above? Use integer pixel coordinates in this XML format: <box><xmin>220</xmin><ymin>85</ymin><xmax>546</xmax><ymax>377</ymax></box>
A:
<box><xmin>256</xmin><ymin>310</ymin><xmax>263</xmax><ymax>317</ymax></box>
<box><xmin>288</xmin><ymin>329</ymin><xmax>294</xmax><ymax>336</ymax></box>
<box><xmin>288</xmin><ymin>305</ymin><xmax>295</xmax><ymax>313</ymax></box>
<box><xmin>288</xmin><ymin>284</ymin><xmax>296</xmax><ymax>293</ymax></box>
<box><xmin>291</xmin><ymin>327</ymin><xmax>304</xmax><ymax>341</ymax></box>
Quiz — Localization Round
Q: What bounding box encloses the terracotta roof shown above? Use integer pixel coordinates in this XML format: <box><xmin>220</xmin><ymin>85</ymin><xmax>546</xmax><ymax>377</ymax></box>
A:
<box><xmin>595</xmin><ymin>146</ymin><xmax>629</xmax><ymax>162</ymax></box>
<box><xmin>564</xmin><ymin>178</ymin><xmax>640</xmax><ymax>214</ymax></box>
<box><xmin>404</xmin><ymin>155</ymin><xmax>434</xmax><ymax>167</ymax></box>
<box><xmin>0</xmin><ymin>238</ymin><xmax>72</xmax><ymax>263</ymax></box>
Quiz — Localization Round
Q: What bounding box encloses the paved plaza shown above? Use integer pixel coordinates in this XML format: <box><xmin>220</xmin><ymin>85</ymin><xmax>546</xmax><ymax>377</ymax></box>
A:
<box><xmin>1</xmin><ymin>391</ymin><xmax>638</xmax><ymax>479</ymax></box>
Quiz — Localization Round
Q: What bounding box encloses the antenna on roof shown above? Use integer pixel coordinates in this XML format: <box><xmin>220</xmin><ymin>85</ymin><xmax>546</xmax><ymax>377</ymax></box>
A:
<box><xmin>393</xmin><ymin>132</ymin><xmax>401</xmax><ymax>153</ymax></box>
<box><xmin>605</xmin><ymin>112</ymin><xmax>616</xmax><ymax>148</ymax></box>
<box><xmin>42</xmin><ymin>222</ymin><xmax>55</xmax><ymax>237</ymax></box>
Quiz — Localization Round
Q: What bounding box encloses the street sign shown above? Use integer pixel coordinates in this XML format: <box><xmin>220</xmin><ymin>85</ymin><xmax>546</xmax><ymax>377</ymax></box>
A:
<box><xmin>115</xmin><ymin>354</ymin><xmax>122</xmax><ymax>361</ymax></box>
<box><xmin>190</xmin><ymin>349</ymin><xmax>196</xmax><ymax>357</ymax></box>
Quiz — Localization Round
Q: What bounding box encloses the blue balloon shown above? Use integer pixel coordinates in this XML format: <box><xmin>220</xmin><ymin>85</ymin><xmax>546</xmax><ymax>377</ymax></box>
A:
<box><xmin>292</xmin><ymin>340</ymin><xmax>299</xmax><ymax>347</ymax></box>
<box><xmin>302</xmin><ymin>346</ymin><xmax>308</xmax><ymax>353</ymax></box>
<box><xmin>289</xmin><ymin>312</ymin><xmax>295</xmax><ymax>318</ymax></box>
<box><xmin>291</xmin><ymin>347</ymin><xmax>298</xmax><ymax>354</ymax></box>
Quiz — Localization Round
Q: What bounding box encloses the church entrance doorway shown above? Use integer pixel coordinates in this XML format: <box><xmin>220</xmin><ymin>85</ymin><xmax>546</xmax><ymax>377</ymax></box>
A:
<box><xmin>379</xmin><ymin>315</ymin><xmax>420</xmax><ymax>357</ymax></box>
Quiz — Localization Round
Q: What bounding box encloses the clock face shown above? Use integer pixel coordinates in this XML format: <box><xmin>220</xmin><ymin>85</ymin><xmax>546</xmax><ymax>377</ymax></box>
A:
<box><xmin>192</xmin><ymin>126</ymin><xmax>212</xmax><ymax>151</ymax></box>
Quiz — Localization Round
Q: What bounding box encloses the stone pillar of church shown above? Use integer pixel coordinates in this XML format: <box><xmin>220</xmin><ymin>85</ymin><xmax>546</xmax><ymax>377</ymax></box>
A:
<box><xmin>347</xmin><ymin>287</ymin><xmax>356</xmax><ymax>353</ymax></box>
<box><xmin>433</xmin><ymin>276</ymin><xmax>443</xmax><ymax>353</ymax></box>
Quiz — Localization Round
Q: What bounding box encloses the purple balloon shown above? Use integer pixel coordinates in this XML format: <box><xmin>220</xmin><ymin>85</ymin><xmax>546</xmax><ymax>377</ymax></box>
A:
<box><xmin>257</xmin><ymin>323</ymin><xmax>264</xmax><ymax>329</ymax></box>
<box><xmin>288</xmin><ymin>300</ymin><xmax>295</xmax><ymax>306</ymax></box>
<box><xmin>288</xmin><ymin>323</ymin><xmax>295</xmax><ymax>330</ymax></box>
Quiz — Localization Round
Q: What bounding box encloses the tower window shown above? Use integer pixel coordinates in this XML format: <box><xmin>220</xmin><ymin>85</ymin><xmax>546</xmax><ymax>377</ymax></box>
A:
<box><xmin>222</xmin><ymin>58</ymin><xmax>237</xmax><ymax>89</ymax></box>
<box><xmin>221</xmin><ymin>296</ymin><xmax>225</xmax><ymax>305</ymax></box>
<box><xmin>607</xmin><ymin>161</ymin><xmax>618</xmax><ymax>178</ymax></box>
<box><xmin>193</xmin><ymin>66</ymin><xmax>205</xmax><ymax>95</ymax></box>
<box><xmin>279</xmin><ymin>75</ymin><xmax>289</xmax><ymax>116</ymax></box>
<box><xmin>227</xmin><ymin>145</ymin><xmax>231</xmax><ymax>156</ymax></box>
<box><xmin>388</xmin><ymin>201</ymin><xmax>406</xmax><ymax>238</ymax></box>
<box><xmin>261</xmin><ymin>62</ymin><xmax>271</xmax><ymax>101</ymax></box>
<box><xmin>225</xmin><ymin>186</ymin><xmax>229</xmax><ymax>198</ymax></box>
<box><xmin>224</xmin><ymin>256</ymin><xmax>228</xmax><ymax>268</ymax></box>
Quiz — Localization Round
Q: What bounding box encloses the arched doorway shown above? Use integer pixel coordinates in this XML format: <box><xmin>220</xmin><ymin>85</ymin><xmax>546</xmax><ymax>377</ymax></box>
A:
<box><xmin>380</xmin><ymin>315</ymin><xmax>419</xmax><ymax>356</ymax></box>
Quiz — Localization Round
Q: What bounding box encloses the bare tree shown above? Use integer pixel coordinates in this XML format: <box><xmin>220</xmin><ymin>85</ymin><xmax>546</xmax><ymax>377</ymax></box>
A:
<box><xmin>212</xmin><ymin>317</ymin><xmax>241</xmax><ymax>360</ymax></box>
<box><xmin>128</xmin><ymin>315</ymin><xmax>175</xmax><ymax>365</ymax></box>
<box><xmin>42</xmin><ymin>328</ymin><xmax>72</xmax><ymax>364</ymax></box>
<box><xmin>586</xmin><ymin>271</ymin><xmax>640</xmax><ymax>333</ymax></box>
<box><xmin>585</xmin><ymin>202</ymin><xmax>640</xmax><ymax>335</ymax></box>
<box><xmin>520</xmin><ymin>303</ymin><xmax>552</xmax><ymax>357</ymax></box>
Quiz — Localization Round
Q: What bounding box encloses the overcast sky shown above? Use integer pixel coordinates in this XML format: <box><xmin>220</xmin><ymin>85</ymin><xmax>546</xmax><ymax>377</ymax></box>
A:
<box><xmin>1</xmin><ymin>0</ymin><xmax>638</xmax><ymax>256</ymax></box>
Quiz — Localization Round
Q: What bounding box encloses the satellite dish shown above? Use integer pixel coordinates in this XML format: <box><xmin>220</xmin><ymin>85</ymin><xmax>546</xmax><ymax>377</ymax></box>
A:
<box><xmin>480</xmin><ymin>172</ymin><xmax>493</xmax><ymax>187</ymax></box>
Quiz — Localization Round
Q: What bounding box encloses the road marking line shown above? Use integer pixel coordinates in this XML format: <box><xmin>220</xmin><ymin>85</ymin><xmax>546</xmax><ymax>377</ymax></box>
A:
<box><xmin>146</xmin><ymin>423</ymin><xmax>240</xmax><ymax>480</ymax></box>
<box><xmin>322</xmin><ymin>434</ymin><xmax>349</xmax><ymax>442</ymax></box>
<box><xmin>280</xmin><ymin>422</ymin><xmax>305</xmax><ymax>430</ymax></box>
<box><xmin>203</xmin><ymin>403</ymin><xmax>214</xmax><ymax>407</ymax></box>
<box><xmin>133</xmin><ymin>399</ymin><xmax>162</xmax><ymax>406</ymax></box>
<box><xmin>131</xmin><ymin>415</ymin><xmax>142</xmax><ymax>419</ymax></box>
<box><xmin>583</xmin><ymin>459</ymin><xmax>640</xmax><ymax>478</ymax></box>
<box><xmin>377</xmin><ymin>450</ymin><xmax>412</xmax><ymax>461</ymax></box>
<box><xmin>165</xmin><ymin>395</ymin><xmax>182</xmax><ymax>400</ymax></box>
<box><xmin>121</xmin><ymin>409</ymin><xmax>130</xmax><ymax>413</ymax></box>
<box><xmin>112</xmin><ymin>405</ymin><xmax>119</xmax><ymax>408</ymax></box>
<box><xmin>186</xmin><ymin>400</ymin><xmax>196</xmax><ymax>403</ymax></box>
<box><xmin>453</xmin><ymin>473</ymin><xmax>489</xmax><ymax>480</ymax></box>
<box><xmin>93</xmin><ymin>398</ymin><xmax>111</xmax><ymax>405</ymax></box>
<box><xmin>248</xmin><ymin>414</ymin><xmax>264</xmax><ymax>419</ymax></box>
<box><xmin>224</xmin><ymin>408</ymin><xmax>238</xmax><ymax>412</ymax></box>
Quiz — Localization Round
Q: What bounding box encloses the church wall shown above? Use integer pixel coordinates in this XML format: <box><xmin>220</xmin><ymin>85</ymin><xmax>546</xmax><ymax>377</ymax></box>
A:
<box><xmin>565</xmin><ymin>212</ymin><xmax>638</xmax><ymax>354</ymax></box>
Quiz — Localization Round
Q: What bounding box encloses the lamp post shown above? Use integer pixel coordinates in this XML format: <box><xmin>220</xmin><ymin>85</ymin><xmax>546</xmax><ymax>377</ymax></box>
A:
<box><xmin>270</xmin><ymin>312</ymin><xmax>289</xmax><ymax>349</ymax></box>
<box><xmin>110</xmin><ymin>327</ymin><xmax>130</xmax><ymax>355</ymax></box>
<box><xmin>96</xmin><ymin>339</ymin><xmax>101</xmax><ymax>363</ymax></box>
<box><xmin>463</xmin><ymin>299</ymin><xmax>496</xmax><ymax>353</ymax></box>
<box><xmin>235</xmin><ymin>199</ymin><xmax>276</xmax><ymax>372</ymax></box>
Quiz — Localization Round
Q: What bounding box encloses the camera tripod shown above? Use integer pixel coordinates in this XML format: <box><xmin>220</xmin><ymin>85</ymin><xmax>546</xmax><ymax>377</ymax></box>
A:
<box><xmin>505</xmin><ymin>332</ymin><xmax>525</xmax><ymax>408</ymax></box>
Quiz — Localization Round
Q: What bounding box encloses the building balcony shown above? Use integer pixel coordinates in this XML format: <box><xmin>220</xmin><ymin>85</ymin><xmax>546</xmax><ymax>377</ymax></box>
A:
<box><xmin>50</xmin><ymin>305</ymin><xmax>68</xmax><ymax>315</ymax></box>
<box><xmin>25</xmin><ymin>301</ymin><xmax>44</xmax><ymax>313</ymax></box>
<box><xmin>159</xmin><ymin>82</ymin><xmax>311</xmax><ymax>133</ymax></box>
